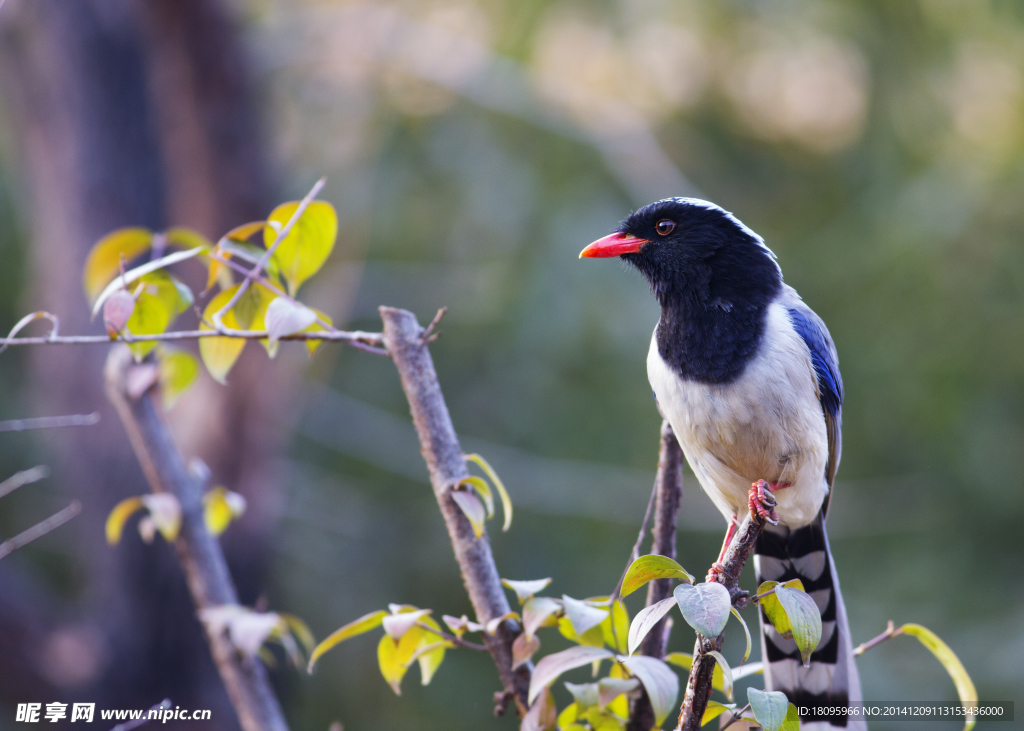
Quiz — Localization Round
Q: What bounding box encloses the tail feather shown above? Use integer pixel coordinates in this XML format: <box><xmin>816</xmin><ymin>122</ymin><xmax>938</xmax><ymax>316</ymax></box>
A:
<box><xmin>754</xmin><ymin>511</ymin><xmax>864</xmax><ymax>730</ymax></box>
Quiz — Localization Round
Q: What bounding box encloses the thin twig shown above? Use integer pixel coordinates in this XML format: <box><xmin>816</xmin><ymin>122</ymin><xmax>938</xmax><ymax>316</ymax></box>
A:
<box><xmin>414</xmin><ymin>621</ymin><xmax>488</xmax><ymax>652</ymax></box>
<box><xmin>853</xmin><ymin>620</ymin><xmax>899</xmax><ymax>656</ymax></box>
<box><xmin>420</xmin><ymin>307</ymin><xmax>447</xmax><ymax>344</ymax></box>
<box><xmin>609</xmin><ymin>477</ymin><xmax>659</xmax><ymax>605</ymax></box>
<box><xmin>211</xmin><ymin>177</ymin><xmax>326</xmax><ymax>333</ymax></box>
<box><xmin>0</xmin><ymin>501</ymin><xmax>81</xmax><ymax>561</ymax></box>
<box><xmin>0</xmin><ymin>412</ymin><xmax>100</xmax><ymax>432</ymax></box>
<box><xmin>108</xmin><ymin>699</ymin><xmax>172</xmax><ymax>731</ymax></box>
<box><xmin>0</xmin><ymin>466</ymin><xmax>50</xmax><ymax>499</ymax></box>
<box><xmin>748</xmin><ymin>586</ymin><xmax>777</xmax><ymax>603</ymax></box>
<box><xmin>719</xmin><ymin>703</ymin><xmax>751</xmax><ymax>731</ymax></box>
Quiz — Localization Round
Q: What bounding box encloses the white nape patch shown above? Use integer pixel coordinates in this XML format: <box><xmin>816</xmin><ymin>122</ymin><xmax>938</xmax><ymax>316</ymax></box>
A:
<box><xmin>808</xmin><ymin>587</ymin><xmax>832</xmax><ymax>615</ymax></box>
<box><xmin>666</xmin><ymin>196</ymin><xmax>781</xmax><ymax>270</ymax></box>
<box><xmin>754</xmin><ymin>554</ymin><xmax>787</xmax><ymax>581</ymax></box>
<box><xmin>764</xmin><ymin>621</ymin><xmax>838</xmax><ymax>662</ymax></box>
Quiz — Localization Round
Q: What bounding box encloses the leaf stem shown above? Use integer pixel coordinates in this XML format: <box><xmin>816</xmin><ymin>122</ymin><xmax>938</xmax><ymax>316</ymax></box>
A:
<box><xmin>718</xmin><ymin>703</ymin><xmax>751</xmax><ymax>731</ymax></box>
<box><xmin>853</xmin><ymin>620</ymin><xmax>900</xmax><ymax>656</ymax></box>
<box><xmin>414</xmin><ymin>622</ymin><xmax>488</xmax><ymax>652</ymax></box>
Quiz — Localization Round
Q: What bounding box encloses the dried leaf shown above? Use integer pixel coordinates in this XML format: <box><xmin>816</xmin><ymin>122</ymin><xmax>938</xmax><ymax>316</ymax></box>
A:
<box><xmin>528</xmin><ymin>646</ymin><xmax>613</xmax><ymax>704</ymax></box>
<box><xmin>522</xmin><ymin>596</ymin><xmax>561</xmax><ymax>637</ymax></box>
<box><xmin>103</xmin><ymin>290</ymin><xmax>135</xmax><ymax>339</ymax></box>
<box><xmin>521</xmin><ymin>687</ymin><xmax>557</xmax><ymax>731</ymax></box>
<box><xmin>627</xmin><ymin>596</ymin><xmax>676</xmax><ymax>655</ymax></box>
<box><xmin>513</xmin><ymin>632</ymin><xmax>540</xmax><ymax>670</ymax></box>
<box><xmin>140</xmin><ymin>493</ymin><xmax>182</xmax><ymax>541</ymax></box>
<box><xmin>562</xmin><ymin>595</ymin><xmax>608</xmax><ymax>638</ymax></box>
<box><xmin>619</xmin><ymin>655</ymin><xmax>679</xmax><ymax>725</ymax></box>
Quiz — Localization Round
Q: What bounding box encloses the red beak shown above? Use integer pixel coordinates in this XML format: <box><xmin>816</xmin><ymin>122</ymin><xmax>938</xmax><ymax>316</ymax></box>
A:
<box><xmin>579</xmin><ymin>232</ymin><xmax>648</xmax><ymax>258</ymax></box>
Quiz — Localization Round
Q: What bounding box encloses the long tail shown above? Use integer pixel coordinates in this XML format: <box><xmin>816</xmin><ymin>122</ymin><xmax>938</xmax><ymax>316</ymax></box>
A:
<box><xmin>754</xmin><ymin>511</ymin><xmax>864</xmax><ymax>730</ymax></box>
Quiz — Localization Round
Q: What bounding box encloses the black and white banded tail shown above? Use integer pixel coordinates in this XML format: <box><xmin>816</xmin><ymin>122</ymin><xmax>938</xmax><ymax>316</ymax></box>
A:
<box><xmin>754</xmin><ymin>511</ymin><xmax>865</xmax><ymax>730</ymax></box>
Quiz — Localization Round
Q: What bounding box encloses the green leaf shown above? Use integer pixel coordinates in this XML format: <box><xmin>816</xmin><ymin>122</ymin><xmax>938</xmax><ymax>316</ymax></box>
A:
<box><xmin>522</xmin><ymin>596</ymin><xmax>561</xmax><ymax>636</ymax></box>
<box><xmin>781</xmin><ymin>703</ymin><xmax>801</xmax><ymax>731</ymax></box>
<box><xmin>621</xmin><ymin>554</ymin><xmax>694</xmax><ymax>597</ymax></box>
<box><xmin>898</xmin><ymin>624</ymin><xmax>978</xmax><ymax>731</ymax></box>
<box><xmin>451</xmin><ymin>488</ymin><xmax>486</xmax><ymax>537</ymax></box>
<box><xmin>502</xmin><ymin>578</ymin><xmax>552</xmax><ymax>604</ymax></box>
<box><xmin>619</xmin><ymin>655</ymin><xmax>679</xmax><ymax>725</ymax></box>
<box><xmin>747</xmin><ymin>688</ymin><xmax>790</xmax><ymax>731</ymax></box>
<box><xmin>198</xmin><ymin>285</ymin><xmax>247</xmax><ymax>384</ymax></box>
<box><xmin>705</xmin><ymin>651</ymin><xmax>733</xmax><ymax>698</ymax></box>
<box><xmin>414</xmin><ymin>616</ymin><xmax>448</xmax><ymax>685</ymax></box>
<box><xmin>562</xmin><ymin>595</ymin><xmax>609</xmax><ymax>638</ymax></box>
<box><xmin>528</xmin><ymin>645</ymin><xmax>613</xmax><ymax>704</ymax></box>
<box><xmin>307</xmin><ymin>609</ymin><xmax>387</xmax><ymax>672</ymax></box>
<box><xmin>674</xmin><ymin>582</ymin><xmax>731</xmax><ymax>638</ymax></box>
<box><xmin>157</xmin><ymin>348</ymin><xmax>199</xmax><ymax>409</ymax></box>
<box><xmin>627</xmin><ymin>596</ymin><xmax>676</xmax><ymax>655</ymax></box>
<box><xmin>465</xmin><ymin>453</ymin><xmax>513</xmax><ymax>531</ymax></box>
<box><xmin>84</xmin><ymin>227</ymin><xmax>153</xmax><ymax>303</ymax></box>
<box><xmin>731</xmin><ymin>606</ymin><xmax>752</xmax><ymax>664</ymax></box>
<box><xmin>264</xmin><ymin>200</ymin><xmax>337</xmax><ymax>295</ymax></box>
<box><xmin>701</xmin><ymin>700</ymin><xmax>736</xmax><ymax>727</ymax></box>
<box><xmin>775</xmin><ymin>587</ymin><xmax>822</xmax><ymax>665</ymax></box>
<box><xmin>105</xmin><ymin>496</ymin><xmax>145</xmax><ymax>545</ymax></box>
<box><xmin>459</xmin><ymin>476</ymin><xmax>494</xmax><ymax>518</ymax></box>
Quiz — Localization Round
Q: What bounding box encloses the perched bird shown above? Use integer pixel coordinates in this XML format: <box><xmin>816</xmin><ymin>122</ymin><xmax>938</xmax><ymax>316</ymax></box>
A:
<box><xmin>580</xmin><ymin>197</ymin><xmax>863</xmax><ymax>730</ymax></box>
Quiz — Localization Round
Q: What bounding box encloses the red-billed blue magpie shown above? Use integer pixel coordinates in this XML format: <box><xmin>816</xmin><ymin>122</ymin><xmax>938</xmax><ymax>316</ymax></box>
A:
<box><xmin>581</xmin><ymin>198</ymin><xmax>864</xmax><ymax>730</ymax></box>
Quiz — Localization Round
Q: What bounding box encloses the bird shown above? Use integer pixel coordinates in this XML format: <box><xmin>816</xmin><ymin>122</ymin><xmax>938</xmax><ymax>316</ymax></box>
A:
<box><xmin>580</xmin><ymin>197</ymin><xmax>863</xmax><ymax>730</ymax></box>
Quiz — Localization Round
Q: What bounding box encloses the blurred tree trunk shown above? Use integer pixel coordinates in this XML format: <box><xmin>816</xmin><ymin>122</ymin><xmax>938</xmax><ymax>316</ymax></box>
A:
<box><xmin>0</xmin><ymin>1</ymin><xmax>292</xmax><ymax>724</ymax></box>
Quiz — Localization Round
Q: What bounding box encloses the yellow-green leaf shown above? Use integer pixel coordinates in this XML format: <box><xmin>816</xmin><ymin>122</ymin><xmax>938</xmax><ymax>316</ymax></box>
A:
<box><xmin>140</xmin><ymin>493</ymin><xmax>181</xmax><ymax>541</ymax></box>
<box><xmin>558</xmin><ymin>616</ymin><xmax>605</xmax><ymax>647</ymax></box>
<box><xmin>731</xmin><ymin>606</ymin><xmax>752</xmax><ymax>664</ymax></box>
<box><xmin>701</xmin><ymin>700</ymin><xmax>736</xmax><ymax>727</ymax></box>
<box><xmin>458</xmin><ymin>476</ymin><xmax>494</xmax><ymax>518</ymax></box>
<box><xmin>465</xmin><ymin>453</ymin><xmax>513</xmax><ymax>531</ymax></box>
<box><xmin>377</xmin><ymin>625</ymin><xmax>424</xmax><ymax>695</ymax></box>
<box><xmin>308</xmin><ymin>610</ymin><xmax>387</xmax><ymax>672</ymax></box>
<box><xmin>757</xmin><ymin>579</ymin><xmax>804</xmax><ymax>640</ymax></box>
<box><xmin>84</xmin><ymin>227</ymin><xmax>153</xmax><ymax>303</ymax></box>
<box><xmin>416</xmin><ymin>616</ymin><xmax>448</xmax><ymax>685</ymax></box>
<box><xmin>502</xmin><ymin>578</ymin><xmax>553</xmax><ymax>605</ymax></box>
<box><xmin>165</xmin><ymin>227</ymin><xmax>213</xmax><ymax>252</ymax></box>
<box><xmin>781</xmin><ymin>703</ymin><xmax>800</xmax><ymax>731</ymax></box>
<box><xmin>203</xmin><ymin>486</ymin><xmax>246</xmax><ymax>536</ymax></box>
<box><xmin>264</xmin><ymin>200</ymin><xmax>337</xmax><ymax>295</ymax></box>
<box><xmin>126</xmin><ymin>272</ymin><xmax>182</xmax><ymax>360</ymax></box>
<box><xmin>199</xmin><ymin>285</ymin><xmax>247</xmax><ymax>384</ymax></box>
<box><xmin>664</xmin><ymin>652</ymin><xmax>731</xmax><ymax>697</ymax></box>
<box><xmin>600</xmin><ymin>599</ymin><xmax>630</xmax><ymax>654</ymax></box>
<box><xmin>106</xmin><ymin>496</ymin><xmax>145</xmax><ymax>545</ymax></box>
<box><xmin>158</xmin><ymin>348</ymin><xmax>199</xmax><ymax>409</ymax></box>
<box><xmin>621</xmin><ymin>554</ymin><xmax>694</xmax><ymax>597</ymax></box>
<box><xmin>279</xmin><ymin>613</ymin><xmax>316</xmax><ymax>656</ymax></box>
<box><xmin>775</xmin><ymin>586</ymin><xmax>822</xmax><ymax>665</ymax></box>
<box><xmin>898</xmin><ymin>624</ymin><xmax>978</xmax><ymax>731</ymax></box>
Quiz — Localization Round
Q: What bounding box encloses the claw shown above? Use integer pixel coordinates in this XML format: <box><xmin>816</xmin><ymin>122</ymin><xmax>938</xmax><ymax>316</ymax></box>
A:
<box><xmin>749</xmin><ymin>479</ymin><xmax>780</xmax><ymax>525</ymax></box>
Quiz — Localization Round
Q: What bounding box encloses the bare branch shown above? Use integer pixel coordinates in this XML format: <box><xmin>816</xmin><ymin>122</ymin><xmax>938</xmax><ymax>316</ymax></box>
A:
<box><xmin>0</xmin><ymin>500</ymin><xmax>81</xmax><ymax>561</ymax></box>
<box><xmin>414</xmin><ymin>621</ymin><xmax>488</xmax><ymax>652</ymax></box>
<box><xmin>380</xmin><ymin>306</ymin><xmax>530</xmax><ymax>716</ymax></box>
<box><xmin>104</xmin><ymin>345</ymin><xmax>288</xmax><ymax>731</ymax></box>
<box><xmin>0</xmin><ymin>413</ymin><xmax>100</xmax><ymax>433</ymax></box>
<box><xmin>853</xmin><ymin>620</ymin><xmax>899</xmax><ymax>656</ymax></box>
<box><xmin>627</xmin><ymin>420</ymin><xmax>684</xmax><ymax>731</ymax></box>
<box><xmin>719</xmin><ymin>703</ymin><xmax>752</xmax><ymax>731</ymax></box>
<box><xmin>0</xmin><ymin>465</ymin><xmax>50</xmax><ymax>498</ymax></box>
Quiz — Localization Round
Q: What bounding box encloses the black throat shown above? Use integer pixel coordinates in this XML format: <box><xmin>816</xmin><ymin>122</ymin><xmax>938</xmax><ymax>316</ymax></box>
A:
<box><xmin>652</xmin><ymin>253</ymin><xmax>782</xmax><ymax>384</ymax></box>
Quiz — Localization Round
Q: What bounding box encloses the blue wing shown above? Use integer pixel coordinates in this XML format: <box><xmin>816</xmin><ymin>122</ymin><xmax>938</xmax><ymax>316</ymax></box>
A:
<box><xmin>788</xmin><ymin>306</ymin><xmax>843</xmax><ymax>488</ymax></box>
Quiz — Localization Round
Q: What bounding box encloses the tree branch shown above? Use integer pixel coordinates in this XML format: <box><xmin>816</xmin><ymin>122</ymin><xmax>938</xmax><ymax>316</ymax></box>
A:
<box><xmin>0</xmin><ymin>413</ymin><xmax>100</xmax><ymax>432</ymax></box>
<box><xmin>675</xmin><ymin>498</ymin><xmax>769</xmax><ymax>731</ymax></box>
<box><xmin>379</xmin><ymin>306</ymin><xmax>530</xmax><ymax>716</ymax></box>
<box><xmin>0</xmin><ymin>500</ymin><xmax>81</xmax><ymax>561</ymax></box>
<box><xmin>628</xmin><ymin>420</ymin><xmax>684</xmax><ymax>731</ymax></box>
<box><xmin>104</xmin><ymin>345</ymin><xmax>288</xmax><ymax>731</ymax></box>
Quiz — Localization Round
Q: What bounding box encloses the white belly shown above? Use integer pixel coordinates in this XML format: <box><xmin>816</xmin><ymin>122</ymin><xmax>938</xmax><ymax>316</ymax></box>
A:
<box><xmin>647</xmin><ymin>303</ymin><xmax>829</xmax><ymax>528</ymax></box>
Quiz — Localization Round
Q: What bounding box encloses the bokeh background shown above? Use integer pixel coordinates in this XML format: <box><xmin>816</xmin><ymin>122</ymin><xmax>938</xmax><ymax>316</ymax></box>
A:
<box><xmin>0</xmin><ymin>0</ymin><xmax>1022</xmax><ymax>729</ymax></box>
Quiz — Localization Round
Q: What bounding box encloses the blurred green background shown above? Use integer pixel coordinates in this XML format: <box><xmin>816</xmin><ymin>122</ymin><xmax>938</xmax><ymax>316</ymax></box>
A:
<box><xmin>0</xmin><ymin>0</ymin><xmax>1022</xmax><ymax>729</ymax></box>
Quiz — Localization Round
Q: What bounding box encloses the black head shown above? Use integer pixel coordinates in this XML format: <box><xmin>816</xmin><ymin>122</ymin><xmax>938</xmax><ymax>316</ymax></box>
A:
<box><xmin>580</xmin><ymin>198</ymin><xmax>784</xmax><ymax>383</ymax></box>
<box><xmin>581</xmin><ymin>197</ymin><xmax>782</xmax><ymax>307</ymax></box>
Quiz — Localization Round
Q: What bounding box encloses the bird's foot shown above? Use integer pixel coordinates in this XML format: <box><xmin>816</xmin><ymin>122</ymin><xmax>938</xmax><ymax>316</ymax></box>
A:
<box><xmin>749</xmin><ymin>480</ymin><xmax>780</xmax><ymax>525</ymax></box>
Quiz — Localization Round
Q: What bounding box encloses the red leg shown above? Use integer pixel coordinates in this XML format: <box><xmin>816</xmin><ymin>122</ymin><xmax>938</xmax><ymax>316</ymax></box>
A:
<box><xmin>706</xmin><ymin>517</ymin><xmax>738</xmax><ymax>583</ymax></box>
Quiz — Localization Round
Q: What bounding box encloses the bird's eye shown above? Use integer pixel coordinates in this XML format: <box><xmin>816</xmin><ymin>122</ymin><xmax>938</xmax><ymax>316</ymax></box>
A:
<box><xmin>655</xmin><ymin>219</ymin><xmax>675</xmax><ymax>236</ymax></box>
